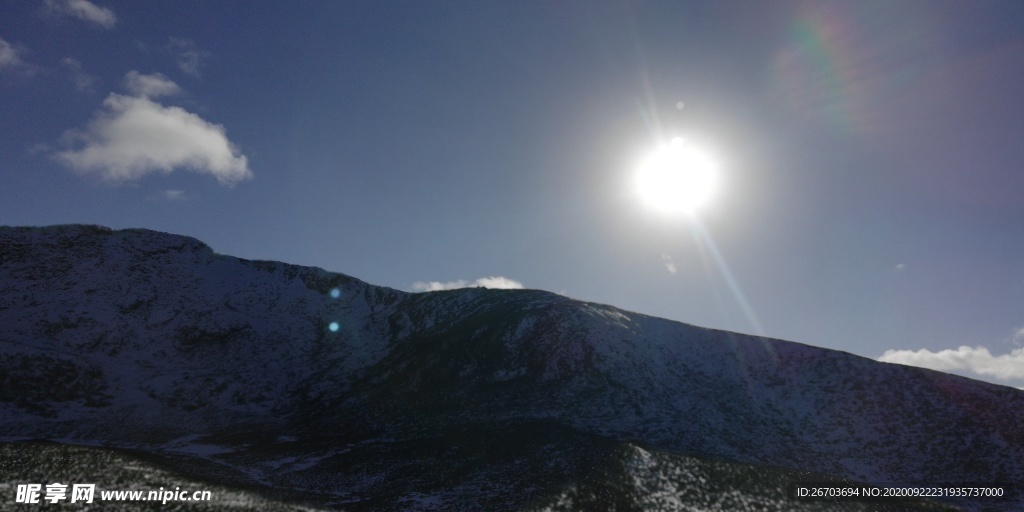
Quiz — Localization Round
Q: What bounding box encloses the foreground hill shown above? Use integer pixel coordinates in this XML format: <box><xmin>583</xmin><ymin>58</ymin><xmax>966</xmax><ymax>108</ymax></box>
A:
<box><xmin>1</xmin><ymin>225</ymin><xmax>1020</xmax><ymax>511</ymax></box>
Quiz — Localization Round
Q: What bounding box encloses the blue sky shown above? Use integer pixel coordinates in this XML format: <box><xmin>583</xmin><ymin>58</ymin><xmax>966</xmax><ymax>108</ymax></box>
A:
<box><xmin>2</xmin><ymin>1</ymin><xmax>1023</xmax><ymax>387</ymax></box>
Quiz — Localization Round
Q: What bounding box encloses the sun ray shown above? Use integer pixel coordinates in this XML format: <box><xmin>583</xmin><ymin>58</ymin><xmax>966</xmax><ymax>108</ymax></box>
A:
<box><xmin>688</xmin><ymin>218</ymin><xmax>765</xmax><ymax>336</ymax></box>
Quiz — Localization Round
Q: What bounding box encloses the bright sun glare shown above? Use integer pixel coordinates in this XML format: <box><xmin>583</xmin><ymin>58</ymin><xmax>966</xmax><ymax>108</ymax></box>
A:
<box><xmin>634</xmin><ymin>137</ymin><xmax>718</xmax><ymax>216</ymax></box>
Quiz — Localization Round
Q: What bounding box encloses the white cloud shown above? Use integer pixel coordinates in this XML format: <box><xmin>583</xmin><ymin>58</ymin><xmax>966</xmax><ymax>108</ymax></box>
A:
<box><xmin>54</xmin><ymin>71</ymin><xmax>251</xmax><ymax>185</ymax></box>
<box><xmin>61</xmin><ymin>57</ymin><xmax>99</xmax><ymax>92</ymax></box>
<box><xmin>166</xmin><ymin>37</ymin><xmax>209</xmax><ymax>77</ymax></box>
<box><xmin>1014</xmin><ymin>327</ymin><xmax>1024</xmax><ymax>346</ymax></box>
<box><xmin>47</xmin><ymin>0</ymin><xmax>116</xmax><ymax>28</ymax></box>
<box><xmin>879</xmin><ymin>346</ymin><xmax>1024</xmax><ymax>382</ymax></box>
<box><xmin>474</xmin><ymin>276</ymin><xmax>524</xmax><ymax>289</ymax></box>
<box><xmin>163</xmin><ymin>189</ymin><xmax>185</xmax><ymax>200</ymax></box>
<box><xmin>413</xmin><ymin>280</ymin><xmax>469</xmax><ymax>291</ymax></box>
<box><xmin>662</xmin><ymin>253</ymin><xmax>678</xmax><ymax>275</ymax></box>
<box><xmin>124</xmin><ymin>71</ymin><xmax>180</xmax><ymax>98</ymax></box>
<box><xmin>412</xmin><ymin>276</ymin><xmax>524</xmax><ymax>292</ymax></box>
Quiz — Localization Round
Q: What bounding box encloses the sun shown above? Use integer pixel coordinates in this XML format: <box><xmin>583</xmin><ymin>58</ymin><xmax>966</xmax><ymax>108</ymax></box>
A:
<box><xmin>634</xmin><ymin>137</ymin><xmax>718</xmax><ymax>216</ymax></box>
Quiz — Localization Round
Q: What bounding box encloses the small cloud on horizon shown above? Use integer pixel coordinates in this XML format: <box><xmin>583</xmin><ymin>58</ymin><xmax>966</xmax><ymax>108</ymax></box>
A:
<box><xmin>412</xmin><ymin>276</ymin><xmax>524</xmax><ymax>292</ymax></box>
<box><xmin>53</xmin><ymin>71</ymin><xmax>251</xmax><ymax>186</ymax></box>
<box><xmin>46</xmin><ymin>0</ymin><xmax>117</xmax><ymax>29</ymax></box>
<box><xmin>878</xmin><ymin>345</ymin><xmax>1024</xmax><ymax>384</ymax></box>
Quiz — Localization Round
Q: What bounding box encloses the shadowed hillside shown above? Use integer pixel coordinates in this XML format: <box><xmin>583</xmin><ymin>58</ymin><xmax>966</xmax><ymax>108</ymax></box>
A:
<box><xmin>1</xmin><ymin>225</ymin><xmax>1020</xmax><ymax>511</ymax></box>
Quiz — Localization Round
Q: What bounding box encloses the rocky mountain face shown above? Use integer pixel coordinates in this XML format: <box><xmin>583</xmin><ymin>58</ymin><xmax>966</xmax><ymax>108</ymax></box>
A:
<box><xmin>1</xmin><ymin>225</ymin><xmax>1021</xmax><ymax>511</ymax></box>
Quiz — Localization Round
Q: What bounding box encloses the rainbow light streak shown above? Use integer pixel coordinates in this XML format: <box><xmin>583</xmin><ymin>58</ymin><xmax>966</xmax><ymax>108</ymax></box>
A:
<box><xmin>771</xmin><ymin>5</ymin><xmax>869</xmax><ymax>133</ymax></box>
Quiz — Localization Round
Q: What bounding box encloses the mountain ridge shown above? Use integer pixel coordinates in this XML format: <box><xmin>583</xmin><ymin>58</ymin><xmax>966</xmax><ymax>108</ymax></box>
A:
<box><xmin>1</xmin><ymin>224</ymin><xmax>1021</xmax><ymax>511</ymax></box>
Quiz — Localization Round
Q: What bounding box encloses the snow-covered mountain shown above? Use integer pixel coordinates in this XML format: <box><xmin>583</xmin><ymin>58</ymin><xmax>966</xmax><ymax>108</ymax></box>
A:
<box><xmin>1</xmin><ymin>225</ymin><xmax>1021</xmax><ymax>511</ymax></box>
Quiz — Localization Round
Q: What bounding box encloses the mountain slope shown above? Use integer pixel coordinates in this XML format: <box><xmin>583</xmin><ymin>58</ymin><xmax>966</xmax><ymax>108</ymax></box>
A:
<box><xmin>1</xmin><ymin>225</ymin><xmax>1021</xmax><ymax>511</ymax></box>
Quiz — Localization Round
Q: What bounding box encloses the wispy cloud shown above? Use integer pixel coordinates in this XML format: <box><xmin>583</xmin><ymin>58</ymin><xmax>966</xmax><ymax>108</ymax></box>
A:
<box><xmin>879</xmin><ymin>345</ymin><xmax>1024</xmax><ymax>382</ymax></box>
<box><xmin>163</xmin><ymin>189</ymin><xmax>185</xmax><ymax>200</ymax></box>
<box><xmin>166</xmin><ymin>37</ymin><xmax>209</xmax><ymax>77</ymax></box>
<box><xmin>60</xmin><ymin>57</ymin><xmax>99</xmax><ymax>92</ymax></box>
<box><xmin>123</xmin><ymin>70</ymin><xmax>180</xmax><ymax>98</ymax></box>
<box><xmin>0</xmin><ymin>38</ymin><xmax>26</xmax><ymax>70</ymax></box>
<box><xmin>54</xmin><ymin>71</ymin><xmax>251</xmax><ymax>185</ymax></box>
<box><xmin>0</xmin><ymin>37</ymin><xmax>36</xmax><ymax>78</ymax></box>
<box><xmin>412</xmin><ymin>276</ymin><xmax>524</xmax><ymax>292</ymax></box>
<box><xmin>662</xmin><ymin>253</ymin><xmax>678</xmax><ymax>275</ymax></box>
<box><xmin>46</xmin><ymin>0</ymin><xmax>117</xmax><ymax>29</ymax></box>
